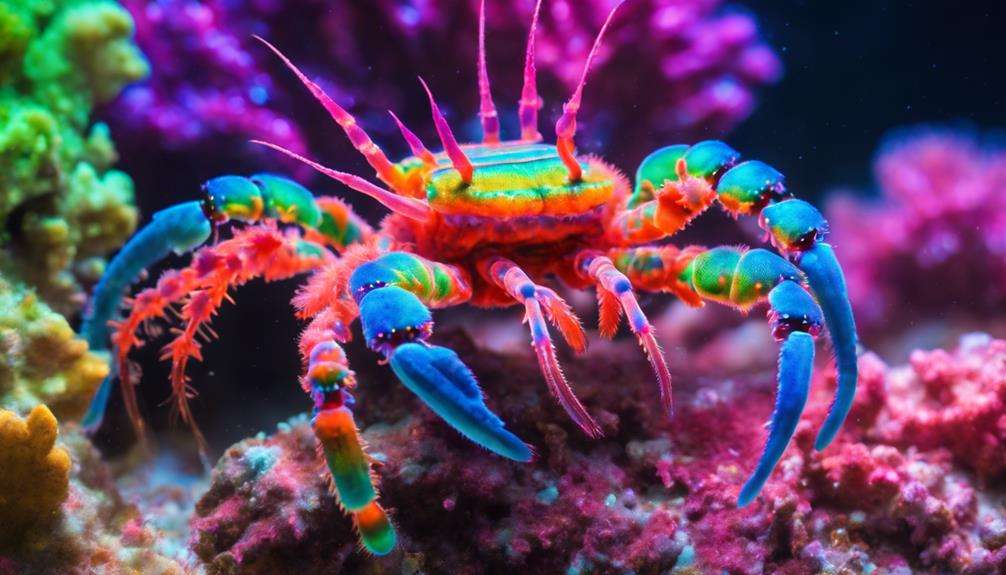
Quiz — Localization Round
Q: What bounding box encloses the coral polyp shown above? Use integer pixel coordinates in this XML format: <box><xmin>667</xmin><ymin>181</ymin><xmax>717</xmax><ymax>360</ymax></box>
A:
<box><xmin>81</xmin><ymin>0</ymin><xmax>857</xmax><ymax>555</ymax></box>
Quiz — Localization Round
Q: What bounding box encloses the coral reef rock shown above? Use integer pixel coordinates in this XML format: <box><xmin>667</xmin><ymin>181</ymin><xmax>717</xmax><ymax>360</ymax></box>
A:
<box><xmin>0</xmin><ymin>405</ymin><xmax>71</xmax><ymax>546</ymax></box>
<box><xmin>1</xmin><ymin>418</ymin><xmax>193</xmax><ymax>574</ymax></box>
<box><xmin>189</xmin><ymin>327</ymin><xmax>1006</xmax><ymax>574</ymax></box>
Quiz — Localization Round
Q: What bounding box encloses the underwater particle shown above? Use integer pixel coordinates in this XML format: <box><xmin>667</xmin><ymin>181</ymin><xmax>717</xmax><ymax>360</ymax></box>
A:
<box><xmin>0</xmin><ymin>0</ymin><xmax>145</xmax><ymax>314</ymax></box>
<box><xmin>0</xmin><ymin>274</ymin><xmax>108</xmax><ymax>420</ymax></box>
<box><xmin>0</xmin><ymin>404</ymin><xmax>71</xmax><ymax>545</ymax></box>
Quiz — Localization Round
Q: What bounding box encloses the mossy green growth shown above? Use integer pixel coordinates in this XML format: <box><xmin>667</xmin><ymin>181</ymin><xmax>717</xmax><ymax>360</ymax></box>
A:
<box><xmin>0</xmin><ymin>273</ymin><xmax>109</xmax><ymax>420</ymax></box>
<box><xmin>0</xmin><ymin>0</ymin><xmax>148</xmax><ymax>314</ymax></box>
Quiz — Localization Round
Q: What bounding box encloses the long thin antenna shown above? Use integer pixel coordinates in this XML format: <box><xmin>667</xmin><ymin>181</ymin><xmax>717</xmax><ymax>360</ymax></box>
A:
<box><xmin>477</xmin><ymin>0</ymin><xmax>501</xmax><ymax>144</ymax></box>
<box><xmin>388</xmin><ymin>110</ymin><xmax>437</xmax><ymax>167</ymax></box>
<box><xmin>256</xmin><ymin>36</ymin><xmax>405</xmax><ymax>192</ymax></box>
<box><xmin>519</xmin><ymin>0</ymin><xmax>544</xmax><ymax>142</ymax></box>
<box><xmin>554</xmin><ymin>1</ymin><xmax>624</xmax><ymax>181</ymax></box>
<box><xmin>253</xmin><ymin>140</ymin><xmax>431</xmax><ymax>221</ymax></box>
<box><xmin>419</xmin><ymin>77</ymin><xmax>474</xmax><ymax>184</ymax></box>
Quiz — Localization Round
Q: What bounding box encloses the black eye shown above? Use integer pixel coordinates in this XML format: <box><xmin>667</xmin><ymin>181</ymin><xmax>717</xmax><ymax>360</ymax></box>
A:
<box><xmin>199</xmin><ymin>191</ymin><xmax>225</xmax><ymax>223</ymax></box>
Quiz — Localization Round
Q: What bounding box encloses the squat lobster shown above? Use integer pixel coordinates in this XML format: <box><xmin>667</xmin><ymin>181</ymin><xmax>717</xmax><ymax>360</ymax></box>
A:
<box><xmin>81</xmin><ymin>0</ymin><xmax>857</xmax><ymax>555</ymax></box>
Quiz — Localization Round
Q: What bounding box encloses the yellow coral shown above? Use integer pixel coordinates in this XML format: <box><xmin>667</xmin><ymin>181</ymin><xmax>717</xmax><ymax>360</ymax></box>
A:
<box><xmin>0</xmin><ymin>405</ymin><xmax>71</xmax><ymax>542</ymax></box>
<box><xmin>0</xmin><ymin>275</ymin><xmax>108</xmax><ymax>420</ymax></box>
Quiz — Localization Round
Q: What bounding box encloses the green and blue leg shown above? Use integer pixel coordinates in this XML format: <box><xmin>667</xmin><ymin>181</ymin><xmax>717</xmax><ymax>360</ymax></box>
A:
<box><xmin>348</xmin><ymin>252</ymin><xmax>533</xmax><ymax>462</ymax></box>
<box><xmin>81</xmin><ymin>173</ymin><xmax>361</xmax><ymax>430</ymax></box>
<box><xmin>678</xmin><ymin>246</ymin><xmax>824</xmax><ymax>505</ymax></box>
<box><xmin>625</xmin><ymin>141</ymin><xmax>858</xmax><ymax>450</ymax></box>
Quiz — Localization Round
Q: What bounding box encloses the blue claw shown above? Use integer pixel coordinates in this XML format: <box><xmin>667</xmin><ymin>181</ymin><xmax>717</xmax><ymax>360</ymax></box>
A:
<box><xmin>737</xmin><ymin>331</ymin><xmax>814</xmax><ymax>507</ymax></box>
<box><xmin>799</xmin><ymin>243</ymin><xmax>858</xmax><ymax>450</ymax></box>
<box><xmin>81</xmin><ymin>201</ymin><xmax>212</xmax><ymax>431</ymax></box>
<box><xmin>82</xmin><ymin>370</ymin><xmax>116</xmax><ymax>431</ymax></box>
<box><xmin>389</xmin><ymin>343</ymin><xmax>532</xmax><ymax>462</ymax></box>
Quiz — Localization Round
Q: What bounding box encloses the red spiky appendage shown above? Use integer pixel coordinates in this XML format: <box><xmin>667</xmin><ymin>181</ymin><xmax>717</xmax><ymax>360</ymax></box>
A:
<box><xmin>112</xmin><ymin>224</ymin><xmax>332</xmax><ymax>456</ymax></box>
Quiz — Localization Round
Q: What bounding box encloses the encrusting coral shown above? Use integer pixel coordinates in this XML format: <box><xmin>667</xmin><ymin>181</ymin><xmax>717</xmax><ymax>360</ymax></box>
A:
<box><xmin>0</xmin><ymin>415</ymin><xmax>194</xmax><ymax>573</ymax></box>
<box><xmin>0</xmin><ymin>0</ymin><xmax>145</xmax><ymax>314</ymax></box>
<box><xmin>188</xmin><ymin>327</ymin><xmax>1006</xmax><ymax>574</ymax></box>
<box><xmin>0</xmin><ymin>275</ymin><xmax>108</xmax><ymax>420</ymax></box>
<box><xmin>0</xmin><ymin>404</ymin><xmax>71</xmax><ymax>546</ymax></box>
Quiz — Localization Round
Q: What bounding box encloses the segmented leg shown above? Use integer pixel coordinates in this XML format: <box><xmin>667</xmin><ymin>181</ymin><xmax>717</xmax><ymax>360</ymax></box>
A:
<box><xmin>336</xmin><ymin>251</ymin><xmax>532</xmax><ymax>461</ymax></box>
<box><xmin>81</xmin><ymin>201</ymin><xmax>212</xmax><ymax>430</ymax></box>
<box><xmin>604</xmin><ymin>245</ymin><xmax>706</xmax><ymax>308</ymax></box>
<box><xmin>677</xmin><ymin>246</ymin><xmax>823</xmax><ymax>505</ymax></box>
<box><xmin>164</xmin><ymin>226</ymin><xmax>330</xmax><ymax>460</ymax></box>
<box><xmin>301</xmin><ymin>336</ymin><xmax>395</xmax><ymax>555</ymax></box>
<box><xmin>83</xmin><ymin>173</ymin><xmax>358</xmax><ymax>433</ymax></box>
<box><xmin>485</xmin><ymin>258</ymin><xmax>599</xmax><ymax>437</ymax></box>
<box><xmin>715</xmin><ymin>155</ymin><xmax>858</xmax><ymax>450</ymax></box>
<box><xmin>606</xmin><ymin>141</ymin><xmax>739</xmax><ymax>245</ymax></box>
<box><xmin>110</xmin><ymin>225</ymin><xmax>329</xmax><ymax>460</ymax></box>
<box><xmin>614</xmin><ymin>141</ymin><xmax>859</xmax><ymax>453</ymax></box>
<box><xmin>576</xmin><ymin>251</ymin><xmax>674</xmax><ymax>415</ymax></box>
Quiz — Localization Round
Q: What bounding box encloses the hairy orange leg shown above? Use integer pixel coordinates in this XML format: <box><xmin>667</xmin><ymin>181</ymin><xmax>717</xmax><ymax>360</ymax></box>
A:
<box><xmin>576</xmin><ymin>251</ymin><xmax>682</xmax><ymax>416</ymax></box>
<box><xmin>114</xmin><ymin>225</ymin><xmax>330</xmax><ymax>461</ymax></box>
<box><xmin>484</xmin><ymin>258</ymin><xmax>598</xmax><ymax>437</ymax></box>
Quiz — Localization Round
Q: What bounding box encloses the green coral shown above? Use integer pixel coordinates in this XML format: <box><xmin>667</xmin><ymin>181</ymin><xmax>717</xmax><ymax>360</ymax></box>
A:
<box><xmin>0</xmin><ymin>0</ymin><xmax>147</xmax><ymax>314</ymax></box>
<box><xmin>0</xmin><ymin>274</ymin><xmax>108</xmax><ymax>420</ymax></box>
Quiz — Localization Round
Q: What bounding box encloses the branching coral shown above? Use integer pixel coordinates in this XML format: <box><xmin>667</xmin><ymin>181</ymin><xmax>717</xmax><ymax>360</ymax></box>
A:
<box><xmin>0</xmin><ymin>0</ymin><xmax>146</xmax><ymax>314</ymax></box>
<box><xmin>0</xmin><ymin>404</ymin><xmax>71</xmax><ymax>545</ymax></box>
<box><xmin>0</xmin><ymin>275</ymin><xmax>108</xmax><ymax>420</ymax></box>
<box><xmin>827</xmin><ymin>129</ymin><xmax>1006</xmax><ymax>338</ymax></box>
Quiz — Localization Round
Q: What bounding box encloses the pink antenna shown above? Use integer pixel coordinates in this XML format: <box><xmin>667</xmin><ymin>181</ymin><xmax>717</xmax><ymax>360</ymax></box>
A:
<box><xmin>388</xmin><ymin>110</ymin><xmax>436</xmax><ymax>167</ymax></box>
<box><xmin>252</xmin><ymin>140</ymin><xmax>431</xmax><ymax>221</ymax></box>
<box><xmin>518</xmin><ymin>0</ymin><xmax>544</xmax><ymax>142</ymax></box>
<box><xmin>477</xmin><ymin>0</ymin><xmax>501</xmax><ymax>144</ymax></box>
<box><xmin>256</xmin><ymin>36</ymin><xmax>404</xmax><ymax>192</ymax></box>
<box><xmin>419</xmin><ymin>77</ymin><xmax>474</xmax><ymax>184</ymax></box>
<box><xmin>555</xmin><ymin>1</ymin><xmax>625</xmax><ymax>181</ymax></box>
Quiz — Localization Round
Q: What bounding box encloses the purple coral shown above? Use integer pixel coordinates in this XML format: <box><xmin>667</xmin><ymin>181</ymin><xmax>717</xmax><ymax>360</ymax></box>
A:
<box><xmin>115</xmin><ymin>0</ymin><xmax>308</xmax><ymax>155</ymax></box>
<box><xmin>110</xmin><ymin>0</ymin><xmax>779</xmax><ymax>178</ymax></box>
<box><xmin>827</xmin><ymin>129</ymin><xmax>1006</xmax><ymax>337</ymax></box>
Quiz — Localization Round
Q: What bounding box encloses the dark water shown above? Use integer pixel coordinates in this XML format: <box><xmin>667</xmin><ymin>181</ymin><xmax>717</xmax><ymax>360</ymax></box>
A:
<box><xmin>734</xmin><ymin>0</ymin><xmax>1005</xmax><ymax>197</ymax></box>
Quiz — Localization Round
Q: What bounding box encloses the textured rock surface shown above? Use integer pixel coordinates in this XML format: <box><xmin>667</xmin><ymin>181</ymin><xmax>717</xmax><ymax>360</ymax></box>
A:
<box><xmin>187</xmin><ymin>322</ymin><xmax>1006</xmax><ymax>574</ymax></box>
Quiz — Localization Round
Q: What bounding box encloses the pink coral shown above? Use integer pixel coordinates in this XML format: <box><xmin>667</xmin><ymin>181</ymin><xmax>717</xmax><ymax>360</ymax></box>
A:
<box><xmin>827</xmin><ymin>129</ymin><xmax>1006</xmax><ymax>338</ymax></box>
<box><xmin>187</xmin><ymin>325</ymin><xmax>1006</xmax><ymax>573</ymax></box>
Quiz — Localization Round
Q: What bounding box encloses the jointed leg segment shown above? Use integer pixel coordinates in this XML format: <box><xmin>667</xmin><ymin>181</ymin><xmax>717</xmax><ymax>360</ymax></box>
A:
<box><xmin>485</xmin><ymin>258</ymin><xmax>599</xmax><ymax>437</ymax></box>
<box><xmin>576</xmin><ymin>252</ymin><xmax>674</xmax><ymax>416</ymax></box>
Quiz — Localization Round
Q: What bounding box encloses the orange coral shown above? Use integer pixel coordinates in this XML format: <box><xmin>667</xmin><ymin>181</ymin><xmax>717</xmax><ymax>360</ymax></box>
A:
<box><xmin>0</xmin><ymin>404</ymin><xmax>71</xmax><ymax>543</ymax></box>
